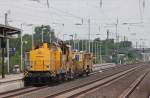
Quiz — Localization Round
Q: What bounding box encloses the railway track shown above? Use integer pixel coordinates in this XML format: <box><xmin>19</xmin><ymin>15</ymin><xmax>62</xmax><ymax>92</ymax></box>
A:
<box><xmin>0</xmin><ymin>86</ymin><xmax>48</xmax><ymax>98</ymax></box>
<box><xmin>0</xmin><ymin>66</ymin><xmax>115</xmax><ymax>98</ymax></box>
<box><xmin>0</xmin><ymin>63</ymin><xmax>146</xmax><ymax>98</ymax></box>
<box><xmin>43</xmin><ymin>64</ymin><xmax>144</xmax><ymax>98</ymax></box>
<box><xmin>118</xmin><ymin>68</ymin><xmax>149</xmax><ymax>98</ymax></box>
<box><xmin>78</xmin><ymin>67</ymin><xmax>150</xmax><ymax>98</ymax></box>
<box><xmin>0</xmin><ymin>63</ymin><xmax>120</xmax><ymax>98</ymax></box>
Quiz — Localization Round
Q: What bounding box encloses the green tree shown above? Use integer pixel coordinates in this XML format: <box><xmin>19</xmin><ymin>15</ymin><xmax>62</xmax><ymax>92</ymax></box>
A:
<box><xmin>34</xmin><ymin>25</ymin><xmax>57</xmax><ymax>46</ymax></box>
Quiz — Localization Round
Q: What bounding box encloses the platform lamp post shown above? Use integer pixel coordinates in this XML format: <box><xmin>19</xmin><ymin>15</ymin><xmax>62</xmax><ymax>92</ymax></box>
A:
<box><xmin>63</xmin><ymin>34</ymin><xmax>72</xmax><ymax>45</ymax></box>
<box><xmin>122</xmin><ymin>22</ymin><xmax>143</xmax><ymax>49</ymax></box>
<box><xmin>100</xmin><ymin>43</ymin><xmax>102</xmax><ymax>64</ymax></box>
<box><xmin>41</xmin><ymin>26</ymin><xmax>47</xmax><ymax>43</ymax></box>
<box><xmin>69</xmin><ymin>34</ymin><xmax>74</xmax><ymax>50</ymax></box>
<box><xmin>74</xmin><ymin>23</ymin><xmax>83</xmax><ymax>51</ymax></box>
<box><xmin>92</xmin><ymin>33</ymin><xmax>102</xmax><ymax>64</ymax></box>
<box><xmin>91</xmin><ymin>40</ymin><xmax>93</xmax><ymax>54</ymax></box>
<box><xmin>5</xmin><ymin>11</ymin><xmax>12</xmax><ymax>73</ymax></box>
<box><xmin>41</xmin><ymin>25</ymin><xmax>44</xmax><ymax>43</ymax></box>
<box><xmin>81</xmin><ymin>39</ymin><xmax>84</xmax><ymax>51</ymax></box>
<box><xmin>96</xmin><ymin>34</ymin><xmax>102</xmax><ymax>64</ymax></box>
<box><xmin>57</xmin><ymin>33</ymin><xmax>62</xmax><ymax>43</ymax></box>
<box><xmin>94</xmin><ymin>41</ymin><xmax>97</xmax><ymax>63</ymax></box>
<box><xmin>21</xmin><ymin>40</ymin><xmax>28</xmax><ymax>71</ymax></box>
<box><xmin>4</xmin><ymin>10</ymin><xmax>15</xmax><ymax>74</ymax></box>
<box><xmin>20</xmin><ymin>23</ymin><xmax>28</xmax><ymax>72</ymax></box>
<box><xmin>20</xmin><ymin>24</ymin><xmax>23</xmax><ymax>72</ymax></box>
<box><xmin>51</xmin><ymin>23</ymin><xmax>64</xmax><ymax>43</ymax></box>
<box><xmin>97</xmin><ymin>41</ymin><xmax>102</xmax><ymax>64</ymax></box>
<box><xmin>63</xmin><ymin>34</ymin><xmax>68</xmax><ymax>41</ymax></box>
<box><xmin>27</xmin><ymin>24</ymin><xmax>35</xmax><ymax>48</ymax></box>
<box><xmin>62</xmin><ymin>34</ymin><xmax>72</xmax><ymax>44</ymax></box>
<box><xmin>89</xmin><ymin>34</ymin><xmax>94</xmax><ymax>55</ymax></box>
<box><xmin>20</xmin><ymin>23</ymin><xmax>35</xmax><ymax>71</ymax></box>
<box><xmin>74</xmin><ymin>33</ymin><xmax>79</xmax><ymax>51</ymax></box>
<box><xmin>49</xmin><ymin>32</ymin><xmax>52</xmax><ymax>43</ymax></box>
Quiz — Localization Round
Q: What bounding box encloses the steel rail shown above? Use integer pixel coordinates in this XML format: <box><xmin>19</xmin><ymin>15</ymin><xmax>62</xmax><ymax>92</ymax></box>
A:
<box><xmin>118</xmin><ymin>68</ymin><xmax>149</xmax><ymax>98</ymax></box>
<box><xmin>0</xmin><ymin>86</ymin><xmax>48</xmax><ymax>98</ymax></box>
<box><xmin>44</xmin><ymin>65</ymin><xmax>143</xmax><ymax>98</ymax></box>
<box><xmin>0</xmin><ymin>64</ymin><xmax>144</xmax><ymax>98</ymax></box>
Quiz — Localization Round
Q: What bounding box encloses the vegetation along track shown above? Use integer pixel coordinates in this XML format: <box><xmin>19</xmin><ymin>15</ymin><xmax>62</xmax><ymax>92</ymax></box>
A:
<box><xmin>44</xmin><ymin>64</ymin><xmax>144</xmax><ymax>98</ymax></box>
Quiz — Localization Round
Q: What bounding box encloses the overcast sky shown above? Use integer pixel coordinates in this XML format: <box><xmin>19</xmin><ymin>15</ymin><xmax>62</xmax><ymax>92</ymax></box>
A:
<box><xmin>0</xmin><ymin>0</ymin><xmax>150</xmax><ymax>48</ymax></box>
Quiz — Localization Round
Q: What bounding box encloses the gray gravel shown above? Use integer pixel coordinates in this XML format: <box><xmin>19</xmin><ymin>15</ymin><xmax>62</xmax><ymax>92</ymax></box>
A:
<box><xmin>128</xmin><ymin>65</ymin><xmax>150</xmax><ymax>98</ymax></box>
<box><xmin>78</xmin><ymin>64</ymin><xmax>149</xmax><ymax>98</ymax></box>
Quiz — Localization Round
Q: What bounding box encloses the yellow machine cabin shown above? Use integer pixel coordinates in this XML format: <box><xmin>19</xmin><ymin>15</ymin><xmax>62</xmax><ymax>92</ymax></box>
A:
<box><xmin>24</xmin><ymin>42</ymin><xmax>93</xmax><ymax>86</ymax></box>
<box><xmin>24</xmin><ymin>42</ymin><xmax>73</xmax><ymax>85</ymax></box>
<box><xmin>29</xmin><ymin>43</ymin><xmax>50</xmax><ymax>71</ymax></box>
<box><xmin>28</xmin><ymin>43</ymin><xmax>62</xmax><ymax>74</ymax></box>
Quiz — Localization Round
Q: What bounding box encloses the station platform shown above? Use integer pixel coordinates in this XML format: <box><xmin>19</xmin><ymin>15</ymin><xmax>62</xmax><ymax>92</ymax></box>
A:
<box><xmin>0</xmin><ymin>73</ymin><xmax>23</xmax><ymax>84</ymax></box>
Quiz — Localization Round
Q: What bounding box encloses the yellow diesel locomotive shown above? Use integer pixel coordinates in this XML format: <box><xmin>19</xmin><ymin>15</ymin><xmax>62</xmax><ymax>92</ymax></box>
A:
<box><xmin>24</xmin><ymin>42</ymin><xmax>93</xmax><ymax>86</ymax></box>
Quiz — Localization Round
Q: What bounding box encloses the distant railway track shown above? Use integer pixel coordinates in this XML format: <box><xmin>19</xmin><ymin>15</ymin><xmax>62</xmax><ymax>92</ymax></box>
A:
<box><xmin>118</xmin><ymin>68</ymin><xmax>149</xmax><ymax>98</ymax></box>
<box><xmin>43</xmin><ymin>64</ymin><xmax>144</xmax><ymax>98</ymax></box>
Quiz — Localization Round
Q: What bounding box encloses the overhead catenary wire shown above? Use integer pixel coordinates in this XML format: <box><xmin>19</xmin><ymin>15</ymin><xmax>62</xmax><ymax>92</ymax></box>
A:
<box><xmin>1</xmin><ymin>0</ymin><xmax>148</xmax><ymax>24</ymax></box>
<box><xmin>27</xmin><ymin>0</ymin><xmax>113</xmax><ymax>25</ymax></box>
<box><xmin>0</xmin><ymin>0</ymin><xmax>149</xmax><ymax>42</ymax></box>
<box><xmin>0</xmin><ymin>1</ymin><xmax>82</xmax><ymax>25</ymax></box>
<box><xmin>25</xmin><ymin>0</ymin><xmax>85</xmax><ymax>21</ymax></box>
<box><xmin>0</xmin><ymin>0</ymin><xmax>144</xmax><ymax>28</ymax></box>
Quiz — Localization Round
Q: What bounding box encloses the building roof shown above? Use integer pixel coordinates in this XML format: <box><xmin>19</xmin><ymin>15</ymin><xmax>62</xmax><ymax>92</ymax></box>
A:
<box><xmin>0</xmin><ymin>24</ymin><xmax>21</xmax><ymax>38</ymax></box>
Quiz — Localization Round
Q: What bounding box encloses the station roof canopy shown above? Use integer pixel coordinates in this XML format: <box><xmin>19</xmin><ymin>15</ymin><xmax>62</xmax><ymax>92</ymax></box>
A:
<box><xmin>0</xmin><ymin>24</ymin><xmax>21</xmax><ymax>38</ymax></box>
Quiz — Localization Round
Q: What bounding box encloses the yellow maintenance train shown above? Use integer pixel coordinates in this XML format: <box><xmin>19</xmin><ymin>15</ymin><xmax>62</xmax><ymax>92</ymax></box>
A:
<box><xmin>24</xmin><ymin>42</ymin><xmax>93</xmax><ymax>86</ymax></box>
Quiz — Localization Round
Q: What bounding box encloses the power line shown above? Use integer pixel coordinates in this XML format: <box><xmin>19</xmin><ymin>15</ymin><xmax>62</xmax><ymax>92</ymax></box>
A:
<box><xmin>46</xmin><ymin>0</ymin><xmax>49</xmax><ymax>8</ymax></box>
<box><xmin>26</xmin><ymin>0</ymin><xmax>84</xmax><ymax>20</ymax></box>
<box><xmin>50</xmin><ymin>6</ymin><xmax>83</xmax><ymax>20</ymax></box>
<box><xmin>27</xmin><ymin>0</ymin><xmax>89</xmax><ymax>24</ymax></box>
<box><xmin>20</xmin><ymin>2</ymin><xmax>85</xmax><ymax>23</ymax></box>
<box><xmin>100</xmin><ymin>0</ymin><xmax>103</xmax><ymax>8</ymax></box>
